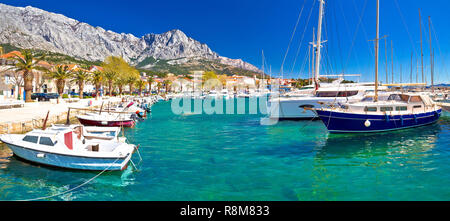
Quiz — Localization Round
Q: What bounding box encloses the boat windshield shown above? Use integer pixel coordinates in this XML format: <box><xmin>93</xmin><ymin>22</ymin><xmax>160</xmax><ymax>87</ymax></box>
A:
<box><xmin>387</xmin><ymin>94</ymin><xmax>409</xmax><ymax>102</ymax></box>
<box><xmin>316</xmin><ymin>91</ymin><xmax>358</xmax><ymax>97</ymax></box>
<box><xmin>361</xmin><ymin>95</ymin><xmax>388</xmax><ymax>102</ymax></box>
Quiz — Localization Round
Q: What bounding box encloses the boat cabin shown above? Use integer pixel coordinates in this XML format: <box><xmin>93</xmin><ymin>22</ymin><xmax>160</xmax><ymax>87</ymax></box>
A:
<box><xmin>337</xmin><ymin>93</ymin><xmax>435</xmax><ymax>115</ymax></box>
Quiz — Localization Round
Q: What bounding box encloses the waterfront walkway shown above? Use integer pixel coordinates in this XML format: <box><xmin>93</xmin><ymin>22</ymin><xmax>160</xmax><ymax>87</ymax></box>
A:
<box><xmin>0</xmin><ymin>97</ymin><xmax>121</xmax><ymax>134</ymax></box>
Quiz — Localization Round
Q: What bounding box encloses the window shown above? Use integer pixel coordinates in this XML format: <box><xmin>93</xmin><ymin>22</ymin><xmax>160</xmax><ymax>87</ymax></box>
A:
<box><xmin>380</xmin><ymin>107</ymin><xmax>393</xmax><ymax>112</ymax></box>
<box><xmin>396</xmin><ymin>106</ymin><xmax>407</xmax><ymax>111</ymax></box>
<box><xmin>400</xmin><ymin>95</ymin><xmax>410</xmax><ymax>102</ymax></box>
<box><xmin>387</xmin><ymin>94</ymin><xmax>410</xmax><ymax>102</ymax></box>
<box><xmin>299</xmin><ymin>104</ymin><xmax>314</xmax><ymax>109</ymax></box>
<box><xmin>388</xmin><ymin>94</ymin><xmax>402</xmax><ymax>101</ymax></box>
<box><xmin>337</xmin><ymin>91</ymin><xmax>359</xmax><ymax>97</ymax></box>
<box><xmin>413</xmin><ymin>105</ymin><xmax>422</xmax><ymax>109</ymax></box>
<box><xmin>361</xmin><ymin>96</ymin><xmax>374</xmax><ymax>102</ymax></box>
<box><xmin>22</xmin><ymin>135</ymin><xmax>38</xmax><ymax>143</ymax></box>
<box><xmin>409</xmin><ymin>96</ymin><xmax>422</xmax><ymax>103</ymax></box>
<box><xmin>364</xmin><ymin>106</ymin><xmax>377</xmax><ymax>112</ymax></box>
<box><xmin>316</xmin><ymin>91</ymin><xmax>339</xmax><ymax>97</ymax></box>
<box><xmin>39</xmin><ymin>137</ymin><xmax>55</xmax><ymax>146</ymax></box>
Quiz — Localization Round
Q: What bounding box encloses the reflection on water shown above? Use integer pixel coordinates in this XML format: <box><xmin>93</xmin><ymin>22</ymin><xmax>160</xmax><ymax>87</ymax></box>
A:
<box><xmin>0</xmin><ymin>100</ymin><xmax>448</xmax><ymax>201</ymax></box>
<box><xmin>0</xmin><ymin>142</ymin><xmax>137</xmax><ymax>200</ymax></box>
<box><xmin>0</xmin><ymin>143</ymin><xmax>13</xmax><ymax>169</ymax></box>
<box><xmin>316</xmin><ymin>123</ymin><xmax>441</xmax><ymax>160</ymax></box>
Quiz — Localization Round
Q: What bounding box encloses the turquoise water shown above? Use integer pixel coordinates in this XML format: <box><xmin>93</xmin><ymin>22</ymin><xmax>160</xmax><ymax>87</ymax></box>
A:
<box><xmin>0</xmin><ymin>99</ymin><xmax>449</xmax><ymax>201</ymax></box>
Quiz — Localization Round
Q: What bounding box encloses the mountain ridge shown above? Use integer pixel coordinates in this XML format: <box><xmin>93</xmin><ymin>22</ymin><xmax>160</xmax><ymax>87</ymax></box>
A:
<box><xmin>0</xmin><ymin>3</ymin><xmax>262</xmax><ymax>74</ymax></box>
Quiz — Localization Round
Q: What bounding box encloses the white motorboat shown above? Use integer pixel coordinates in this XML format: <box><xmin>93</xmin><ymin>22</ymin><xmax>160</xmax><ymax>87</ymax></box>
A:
<box><xmin>0</xmin><ymin>127</ymin><xmax>136</xmax><ymax>171</ymax></box>
<box><xmin>49</xmin><ymin>124</ymin><xmax>127</xmax><ymax>143</ymax></box>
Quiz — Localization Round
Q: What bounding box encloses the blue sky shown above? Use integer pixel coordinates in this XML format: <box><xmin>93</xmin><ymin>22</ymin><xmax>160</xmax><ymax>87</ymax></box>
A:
<box><xmin>1</xmin><ymin>0</ymin><xmax>449</xmax><ymax>83</ymax></box>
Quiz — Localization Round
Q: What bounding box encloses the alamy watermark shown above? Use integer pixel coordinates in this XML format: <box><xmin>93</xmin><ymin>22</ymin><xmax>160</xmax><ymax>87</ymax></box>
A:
<box><xmin>169</xmin><ymin>76</ymin><xmax>281</xmax><ymax>125</ymax></box>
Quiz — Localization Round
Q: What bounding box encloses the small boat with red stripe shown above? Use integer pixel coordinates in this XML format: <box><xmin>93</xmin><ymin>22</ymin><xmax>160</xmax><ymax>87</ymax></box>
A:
<box><xmin>0</xmin><ymin>126</ymin><xmax>137</xmax><ymax>171</ymax></box>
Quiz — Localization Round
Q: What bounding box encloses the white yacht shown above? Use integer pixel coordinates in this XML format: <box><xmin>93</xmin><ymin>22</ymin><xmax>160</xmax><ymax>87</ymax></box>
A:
<box><xmin>269</xmin><ymin>83</ymin><xmax>387</xmax><ymax>120</ymax></box>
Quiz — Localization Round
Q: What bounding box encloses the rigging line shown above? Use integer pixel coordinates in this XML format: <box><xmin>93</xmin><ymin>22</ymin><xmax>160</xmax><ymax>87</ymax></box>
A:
<box><xmin>430</xmin><ymin>19</ymin><xmax>449</xmax><ymax>82</ymax></box>
<box><xmin>332</xmin><ymin>0</ymin><xmax>344</xmax><ymax>74</ymax></box>
<box><xmin>280</xmin><ymin>0</ymin><xmax>307</xmax><ymax>77</ymax></box>
<box><xmin>351</xmin><ymin>0</ymin><xmax>374</xmax><ymax>58</ymax></box>
<box><xmin>299</xmin><ymin>42</ymin><xmax>311</xmax><ymax>79</ymax></box>
<box><xmin>343</xmin><ymin>0</ymin><xmax>368</xmax><ymax>73</ymax></box>
<box><xmin>290</xmin><ymin>0</ymin><xmax>317</xmax><ymax>74</ymax></box>
<box><xmin>393</xmin><ymin>0</ymin><xmax>418</xmax><ymax>58</ymax></box>
<box><xmin>323</xmin><ymin>8</ymin><xmax>334</xmax><ymax>76</ymax></box>
<box><xmin>337</xmin><ymin>0</ymin><xmax>362</xmax><ymax>75</ymax></box>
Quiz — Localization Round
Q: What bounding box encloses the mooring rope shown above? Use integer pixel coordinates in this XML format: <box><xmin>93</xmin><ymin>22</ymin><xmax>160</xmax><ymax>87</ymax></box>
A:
<box><xmin>19</xmin><ymin>156</ymin><xmax>122</xmax><ymax>201</ymax></box>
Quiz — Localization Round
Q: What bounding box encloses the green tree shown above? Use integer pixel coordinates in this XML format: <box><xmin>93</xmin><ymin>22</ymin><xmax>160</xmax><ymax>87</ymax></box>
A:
<box><xmin>126</xmin><ymin>75</ymin><xmax>138</xmax><ymax>95</ymax></box>
<box><xmin>71</xmin><ymin>69</ymin><xmax>90</xmax><ymax>99</ymax></box>
<box><xmin>91</xmin><ymin>71</ymin><xmax>103</xmax><ymax>99</ymax></box>
<box><xmin>202</xmin><ymin>71</ymin><xmax>221</xmax><ymax>91</ymax></box>
<box><xmin>163</xmin><ymin>79</ymin><xmax>172</xmax><ymax>93</ymax></box>
<box><xmin>135</xmin><ymin>79</ymin><xmax>146</xmax><ymax>96</ymax></box>
<box><xmin>102</xmin><ymin>56</ymin><xmax>137</xmax><ymax>96</ymax></box>
<box><xmin>114</xmin><ymin>75</ymin><xmax>127</xmax><ymax>96</ymax></box>
<box><xmin>103</xmin><ymin>71</ymin><xmax>116</xmax><ymax>96</ymax></box>
<box><xmin>7</xmin><ymin>49</ymin><xmax>47</xmax><ymax>102</ymax></box>
<box><xmin>46</xmin><ymin>65</ymin><xmax>73</xmax><ymax>101</ymax></box>
<box><xmin>147</xmin><ymin>75</ymin><xmax>154</xmax><ymax>93</ymax></box>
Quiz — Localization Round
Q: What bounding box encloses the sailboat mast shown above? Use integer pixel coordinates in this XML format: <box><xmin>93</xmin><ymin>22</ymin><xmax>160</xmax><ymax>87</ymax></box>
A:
<box><xmin>314</xmin><ymin>0</ymin><xmax>325</xmax><ymax>87</ymax></box>
<box><xmin>312</xmin><ymin>28</ymin><xmax>315</xmax><ymax>86</ymax></box>
<box><xmin>432</xmin><ymin>48</ymin><xmax>434</xmax><ymax>92</ymax></box>
<box><xmin>262</xmin><ymin>49</ymin><xmax>264</xmax><ymax>89</ymax></box>
<box><xmin>385</xmin><ymin>38</ymin><xmax>388</xmax><ymax>84</ymax></box>
<box><xmin>374</xmin><ymin>0</ymin><xmax>379</xmax><ymax>101</ymax></box>
<box><xmin>391</xmin><ymin>40</ymin><xmax>394</xmax><ymax>84</ymax></box>
<box><xmin>419</xmin><ymin>8</ymin><xmax>424</xmax><ymax>84</ymax></box>
<box><xmin>410</xmin><ymin>52</ymin><xmax>413</xmax><ymax>83</ymax></box>
<box><xmin>308</xmin><ymin>44</ymin><xmax>311</xmax><ymax>85</ymax></box>
<box><xmin>428</xmin><ymin>16</ymin><xmax>434</xmax><ymax>92</ymax></box>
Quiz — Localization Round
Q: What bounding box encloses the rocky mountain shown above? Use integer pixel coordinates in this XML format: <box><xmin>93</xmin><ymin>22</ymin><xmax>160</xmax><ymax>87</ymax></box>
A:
<box><xmin>0</xmin><ymin>3</ymin><xmax>261</xmax><ymax>74</ymax></box>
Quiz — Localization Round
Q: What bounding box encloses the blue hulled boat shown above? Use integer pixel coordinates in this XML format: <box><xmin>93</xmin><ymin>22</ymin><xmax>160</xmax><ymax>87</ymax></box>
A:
<box><xmin>314</xmin><ymin>93</ymin><xmax>442</xmax><ymax>133</ymax></box>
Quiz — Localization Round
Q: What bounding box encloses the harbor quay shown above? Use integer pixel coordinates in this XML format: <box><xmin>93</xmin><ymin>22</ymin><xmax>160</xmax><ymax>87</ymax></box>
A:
<box><xmin>0</xmin><ymin>97</ymin><xmax>122</xmax><ymax>134</ymax></box>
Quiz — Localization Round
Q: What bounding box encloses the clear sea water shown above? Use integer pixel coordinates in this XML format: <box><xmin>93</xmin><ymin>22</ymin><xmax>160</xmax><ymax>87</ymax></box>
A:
<box><xmin>0</xmin><ymin>98</ymin><xmax>449</xmax><ymax>201</ymax></box>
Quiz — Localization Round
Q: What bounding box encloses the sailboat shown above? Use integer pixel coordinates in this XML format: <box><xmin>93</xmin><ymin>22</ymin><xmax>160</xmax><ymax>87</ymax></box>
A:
<box><xmin>313</xmin><ymin>0</ymin><xmax>442</xmax><ymax>133</ymax></box>
<box><xmin>268</xmin><ymin>0</ymin><xmax>387</xmax><ymax>120</ymax></box>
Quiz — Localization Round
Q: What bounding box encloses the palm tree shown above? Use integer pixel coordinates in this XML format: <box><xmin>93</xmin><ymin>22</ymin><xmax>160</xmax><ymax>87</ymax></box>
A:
<box><xmin>156</xmin><ymin>82</ymin><xmax>162</xmax><ymax>94</ymax></box>
<box><xmin>135</xmin><ymin>79</ymin><xmax>146</xmax><ymax>96</ymax></box>
<box><xmin>46</xmin><ymin>65</ymin><xmax>73</xmax><ymax>102</ymax></box>
<box><xmin>114</xmin><ymin>76</ymin><xmax>127</xmax><ymax>96</ymax></box>
<box><xmin>7</xmin><ymin>50</ymin><xmax>47</xmax><ymax>102</ymax></box>
<box><xmin>71</xmin><ymin>69</ymin><xmax>90</xmax><ymax>99</ymax></box>
<box><xmin>103</xmin><ymin>71</ymin><xmax>116</xmax><ymax>96</ymax></box>
<box><xmin>147</xmin><ymin>76</ymin><xmax>154</xmax><ymax>94</ymax></box>
<box><xmin>126</xmin><ymin>75</ymin><xmax>137</xmax><ymax>95</ymax></box>
<box><xmin>163</xmin><ymin>79</ymin><xmax>172</xmax><ymax>93</ymax></box>
<box><xmin>91</xmin><ymin>71</ymin><xmax>103</xmax><ymax>99</ymax></box>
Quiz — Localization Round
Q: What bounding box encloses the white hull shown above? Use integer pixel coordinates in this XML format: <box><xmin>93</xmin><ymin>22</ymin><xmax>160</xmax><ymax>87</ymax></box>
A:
<box><xmin>269</xmin><ymin>96</ymin><xmax>361</xmax><ymax>119</ymax></box>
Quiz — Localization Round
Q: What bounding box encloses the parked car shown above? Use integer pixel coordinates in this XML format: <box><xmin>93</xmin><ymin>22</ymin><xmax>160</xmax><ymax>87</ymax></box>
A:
<box><xmin>83</xmin><ymin>92</ymin><xmax>96</xmax><ymax>97</ymax></box>
<box><xmin>31</xmin><ymin>93</ymin><xmax>60</xmax><ymax>101</ymax></box>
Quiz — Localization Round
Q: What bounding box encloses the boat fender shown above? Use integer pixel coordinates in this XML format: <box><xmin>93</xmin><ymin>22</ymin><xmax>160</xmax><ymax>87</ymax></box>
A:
<box><xmin>37</xmin><ymin>153</ymin><xmax>45</xmax><ymax>158</ymax></box>
<box><xmin>413</xmin><ymin>114</ymin><xmax>417</xmax><ymax>123</ymax></box>
<box><xmin>364</xmin><ymin>120</ymin><xmax>371</xmax><ymax>127</ymax></box>
<box><xmin>400</xmin><ymin>115</ymin><xmax>404</xmax><ymax>126</ymax></box>
<box><xmin>385</xmin><ymin>114</ymin><xmax>390</xmax><ymax>122</ymax></box>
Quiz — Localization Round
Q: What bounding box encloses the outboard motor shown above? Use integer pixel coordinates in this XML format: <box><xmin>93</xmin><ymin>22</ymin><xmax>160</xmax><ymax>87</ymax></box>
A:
<box><xmin>131</xmin><ymin>112</ymin><xmax>145</xmax><ymax>122</ymax></box>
